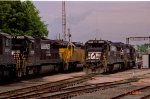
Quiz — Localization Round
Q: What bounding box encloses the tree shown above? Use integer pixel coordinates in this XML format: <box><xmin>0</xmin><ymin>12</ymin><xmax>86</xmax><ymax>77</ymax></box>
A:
<box><xmin>0</xmin><ymin>1</ymin><xmax>48</xmax><ymax>37</ymax></box>
<box><xmin>137</xmin><ymin>44</ymin><xmax>149</xmax><ymax>52</ymax></box>
<box><xmin>22</xmin><ymin>1</ymin><xmax>48</xmax><ymax>37</ymax></box>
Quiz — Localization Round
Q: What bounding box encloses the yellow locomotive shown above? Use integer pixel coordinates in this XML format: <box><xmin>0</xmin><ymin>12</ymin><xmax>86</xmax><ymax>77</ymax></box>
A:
<box><xmin>59</xmin><ymin>42</ymin><xmax>85</xmax><ymax>71</ymax></box>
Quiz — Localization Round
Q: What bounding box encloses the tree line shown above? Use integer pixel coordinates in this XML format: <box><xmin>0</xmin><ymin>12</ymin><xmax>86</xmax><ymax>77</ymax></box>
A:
<box><xmin>137</xmin><ymin>44</ymin><xmax>149</xmax><ymax>52</ymax></box>
<box><xmin>0</xmin><ymin>1</ymin><xmax>48</xmax><ymax>37</ymax></box>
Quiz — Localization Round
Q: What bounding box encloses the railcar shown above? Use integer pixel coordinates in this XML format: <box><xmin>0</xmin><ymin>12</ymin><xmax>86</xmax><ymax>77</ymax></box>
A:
<box><xmin>11</xmin><ymin>36</ymin><xmax>60</xmax><ymax>76</ymax></box>
<box><xmin>0</xmin><ymin>32</ymin><xmax>85</xmax><ymax>82</ymax></box>
<box><xmin>83</xmin><ymin>39</ymin><xmax>136</xmax><ymax>74</ymax></box>
<box><xmin>48</xmin><ymin>40</ymin><xmax>84</xmax><ymax>72</ymax></box>
<box><xmin>58</xmin><ymin>41</ymin><xmax>85</xmax><ymax>71</ymax></box>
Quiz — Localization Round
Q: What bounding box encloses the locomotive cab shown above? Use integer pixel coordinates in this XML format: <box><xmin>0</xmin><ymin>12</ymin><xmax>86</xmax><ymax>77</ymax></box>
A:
<box><xmin>125</xmin><ymin>44</ymin><xmax>136</xmax><ymax>68</ymax></box>
<box><xmin>11</xmin><ymin>35</ymin><xmax>35</xmax><ymax>77</ymax></box>
<box><xmin>84</xmin><ymin>40</ymin><xmax>110</xmax><ymax>74</ymax></box>
<box><xmin>0</xmin><ymin>33</ymin><xmax>12</xmax><ymax>58</ymax></box>
<box><xmin>0</xmin><ymin>33</ymin><xmax>15</xmax><ymax>80</ymax></box>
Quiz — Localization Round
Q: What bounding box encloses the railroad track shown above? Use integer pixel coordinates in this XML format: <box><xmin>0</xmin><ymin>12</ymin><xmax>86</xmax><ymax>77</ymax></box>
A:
<box><xmin>140</xmin><ymin>93</ymin><xmax>150</xmax><ymax>99</ymax></box>
<box><xmin>111</xmin><ymin>86</ymin><xmax>150</xmax><ymax>99</ymax></box>
<box><xmin>13</xmin><ymin>76</ymin><xmax>148</xmax><ymax>99</ymax></box>
<box><xmin>1</xmin><ymin>72</ymin><xmax>150</xmax><ymax>99</ymax></box>
<box><xmin>41</xmin><ymin>78</ymin><xmax>141</xmax><ymax>99</ymax></box>
<box><xmin>0</xmin><ymin>74</ymin><xmax>96</xmax><ymax>99</ymax></box>
<box><xmin>6</xmin><ymin>79</ymin><xmax>132</xmax><ymax>99</ymax></box>
<box><xmin>16</xmin><ymin>73</ymin><xmax>150</xmax><ymax>99</ymax></box>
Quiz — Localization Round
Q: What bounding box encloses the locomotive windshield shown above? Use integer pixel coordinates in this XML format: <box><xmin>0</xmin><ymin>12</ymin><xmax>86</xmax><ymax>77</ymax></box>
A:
<box><xmin>86</xmin><ymin>42</ymin><xmax>108</xmax><ymax>52</ymax></box>
<box><xmin>87</xmin><ymin>43</ymin><xmax>104</xmax><ymax>48</ymax></box>
<box><xmin>12</xmin><ymin>38</ymin><xmax>26</xmax><ymax>50</ymax></box>
<box><xmin>11</xmin><ymin>37</ymin><xmax>30</xmax><ymax>56</ymax></box>
<box><xmin>5</xmin><ymin>38</ymin><xmax>11</xmax><ymax>47</ymax></box>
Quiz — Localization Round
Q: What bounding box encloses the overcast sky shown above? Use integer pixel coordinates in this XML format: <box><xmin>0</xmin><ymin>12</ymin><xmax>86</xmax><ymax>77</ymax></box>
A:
<box><xmin>33</xmin><ymin>1</ymin><xmax>150</xmax><ymax>44</ymax></box>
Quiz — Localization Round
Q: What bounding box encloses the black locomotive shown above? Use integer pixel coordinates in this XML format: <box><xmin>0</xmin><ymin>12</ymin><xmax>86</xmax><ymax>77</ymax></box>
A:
<box><xmin>0</xmin><ymin>32</ymin><xmax>84</xmax><ymax>82</ymax></box>
<box><xmin>83</xmin><ymin>39</ymin><xmax>136</xmax><ymax>74</ymax></box>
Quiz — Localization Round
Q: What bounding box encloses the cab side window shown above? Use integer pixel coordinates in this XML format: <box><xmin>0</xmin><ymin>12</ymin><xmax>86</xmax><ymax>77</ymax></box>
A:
<box><xmin>110</xmin><ymin>45</ymin><xmax>116</xmax><ymax>51</ymax></box>
<box><xmin>5</xmin><ymin>38</ymin><xmax>11</xmax><ymax>47</ymax></box>
<box><xmin>0</xmin><ymin>38</ymin><xmax>2</xmax><ymax>54</ymax></box>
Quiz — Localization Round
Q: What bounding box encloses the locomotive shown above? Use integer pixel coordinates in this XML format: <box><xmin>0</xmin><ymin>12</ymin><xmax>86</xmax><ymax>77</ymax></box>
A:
<box><xmin>0</xmin><ymin>32</ymin><xmax>84</xmax><ymax>82</ymax></box>
<box><xmin>83</xmin><ymin>39</ymin><xmax>136</xmax><ymax>74</ymax></box>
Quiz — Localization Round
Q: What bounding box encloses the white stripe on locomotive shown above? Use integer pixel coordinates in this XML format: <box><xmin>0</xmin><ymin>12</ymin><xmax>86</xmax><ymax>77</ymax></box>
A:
<box><xmin>88</xmin><ymin>52</ymin><xmax>101</xmax><ymax>59</ymax></box>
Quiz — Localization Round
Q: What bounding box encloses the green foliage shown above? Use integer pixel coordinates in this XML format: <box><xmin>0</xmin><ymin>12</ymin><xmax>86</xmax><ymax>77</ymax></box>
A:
<box><xmin>22</xmin><ymin>1</ymin><xmax>48</xmax><ymax>37</ymax></box>
<box><xmin>0</xmin><ymin>1</ymin><xmax>48</xmax><ymax>37</ymax></box>
<box><xmin>137</xmin><ymin>44</ymin><xmax>149</xmax><ymax>52</ymax></box>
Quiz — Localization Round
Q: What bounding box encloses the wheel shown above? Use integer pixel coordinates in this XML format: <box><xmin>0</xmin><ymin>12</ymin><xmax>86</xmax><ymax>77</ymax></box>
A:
<box><xmin>63</xmin><ymin>63</ymin><xmax>69</xmax><ymax>71</ymax></box>
<box><xmin>0</xmin><ymin>67</ymin><xmax>4</xmax><ymax>80</ymax></box>
<box><xmin>17</xmin><ymin>69</ymin><xmax>22</xmax><ymax>77</ymax></box>
<box><xmin>121</xmin><ymin>63</ymin><xmax>125</xmax><ymax>70</ymax></box>
<box><xmin>55</xmin><ymin>65</ymin><xmax>59</xmax><ymax>72</ymax></box>
<box><xmin>95</xmin><ymin>67</ymin><xmax>101</xmax><ymax>74</ymax></box>
<box><xmin>108</xmin><ymin>64</ymin><xmax>114</xmax><ymax>73</ymax></box>
<box><xmin>83</xmin><ymin>67</ymin><xmax>88</xmax><ymax>74</ymax></box>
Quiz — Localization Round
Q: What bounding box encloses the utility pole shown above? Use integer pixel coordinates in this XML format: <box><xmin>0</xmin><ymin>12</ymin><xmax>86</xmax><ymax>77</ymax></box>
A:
<box><xmin>68</xmin><ymin>28</ymin><xmax>71</xmax><ymax>42</ymax></box>
<box><xmin>59</xmin><ymin>33</ymin><xmax>60</xmax><ymax>40</ymax></box>
<box><xmin>62</xmin><ymin>1</ymin><xmax>66</xmax><ymax>41</ymax></box>
<box><xmin>126</xmin><ymin>37</ymin><xmax>129</xmax><ymax>44</ymax></box>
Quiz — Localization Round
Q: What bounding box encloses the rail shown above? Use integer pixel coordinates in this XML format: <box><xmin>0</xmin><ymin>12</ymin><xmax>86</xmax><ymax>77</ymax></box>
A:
<box><xmin>111</xmin><ymin>86</ymin><xmax>150</xmax><ymax>99</ymax></box>
<box><xmin>0</xmin><ymin>74</ymin><xmax>95</xmax><ymax>99</ymax></box>
<box><xmin>41</xmin><ymin>77</ymin><xmax>144</xmax><ymax>99</ymax></box>
<box><xmin>8</xmin><ymin>73</ymin><xmax>150</xmax><ymax>99</ymax></box>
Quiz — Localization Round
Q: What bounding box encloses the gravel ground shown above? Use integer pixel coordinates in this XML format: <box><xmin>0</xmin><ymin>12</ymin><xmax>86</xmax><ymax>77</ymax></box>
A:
<box><xmin>0</xmin><ymin>72</ymin><xmax>85</xmax><ymax>93</ymax></box>
<box><xmin>0</xmin><ymin>68</ymin><xmax>150</xmax><ymax>97</ymax></box>
<box><xmin>72</xmin><ymin>69</ymin><xmax>150</xmax><ymax>99</ymax></box>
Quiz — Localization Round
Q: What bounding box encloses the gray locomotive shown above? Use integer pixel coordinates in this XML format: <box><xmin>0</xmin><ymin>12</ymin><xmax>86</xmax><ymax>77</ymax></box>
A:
<box><xmin>83</xmin><ymin>40</ymin><xmax>136</xmax><ymax>74</ymax></box>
